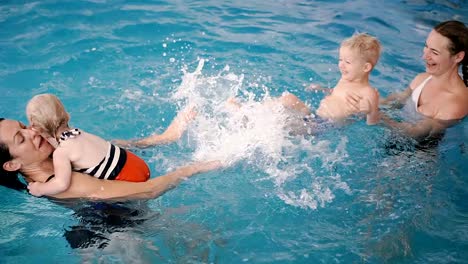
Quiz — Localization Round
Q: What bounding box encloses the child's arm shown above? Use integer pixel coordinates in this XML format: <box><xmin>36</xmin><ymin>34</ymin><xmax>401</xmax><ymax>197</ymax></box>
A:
<box><xmin>365</xmin><ymin>89</ymin><xmax>380</xmax><ymax>125</ymax></box>
<box><xmin>306</xmin><ymin>84</ymin><xmax>333</xmax><ymax>94</ymax></box>
<box><xmin>27</xmin><ymin>149</ymin><xmax>72</xmax><ymax>196</ymax></box>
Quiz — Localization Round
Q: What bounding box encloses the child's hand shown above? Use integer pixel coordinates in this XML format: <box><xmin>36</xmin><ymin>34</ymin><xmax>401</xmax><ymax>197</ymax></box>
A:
<box><xmin>307</xmin><ymin>83</ymin><xmax>322</xmax><ymax>89</ymax></box>
<box><xmin>306</xmin><ymin>84</ymin><xmax>331</xmax><ymax>94</ymax></box>
<box><xmin>27</xmin><ymin>182</ymin><xmax>44</xmax><ymax>197</ymax></box>
<box><xmin>306</xmin><ymin>83</ymin><xmax>323</xmax><ymax>91</ymax></box>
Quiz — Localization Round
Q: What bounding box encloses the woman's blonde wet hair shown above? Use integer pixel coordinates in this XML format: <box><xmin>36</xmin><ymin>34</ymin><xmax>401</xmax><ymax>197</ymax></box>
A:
<box><xmin>26</xmin><ymin>93</ymin><xmax>69</xmax><ymax>138</ymax></box>
<box><xmin>341</xmin><ymin>33</ymin><xmax>381</xmax><ymax>68</ymax></box>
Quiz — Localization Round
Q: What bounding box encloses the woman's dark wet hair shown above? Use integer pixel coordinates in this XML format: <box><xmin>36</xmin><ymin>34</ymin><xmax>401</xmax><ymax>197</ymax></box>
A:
<box><xmin>434</xmin><ymin>20</ymin><xmax>468</xmax><ymax>86</ymax></box>
<box><xmin>0</xmin><ymin>118</ymin><xmax>27</xmax><ymax>192</ymax></box>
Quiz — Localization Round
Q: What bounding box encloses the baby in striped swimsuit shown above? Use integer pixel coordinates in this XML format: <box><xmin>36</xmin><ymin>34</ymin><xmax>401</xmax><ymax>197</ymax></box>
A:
<box><xmin>26</xmin><ymin>94</ymin><xmax>150</xmax><ymax>197</ymax></box>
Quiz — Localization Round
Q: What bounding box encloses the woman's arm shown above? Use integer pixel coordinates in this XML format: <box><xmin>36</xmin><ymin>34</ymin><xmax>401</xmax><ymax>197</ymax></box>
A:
<box><xmin>50</xmin><ymin>160</ymin><xmax>221</xmax><ymax>200</ymax></box>
<box><xmin>380</xmin><ymin>73</ymin><xmax>430</xmax><ymax>108</ymax></box>
<box><xmin>347</xmin><ymin>86</ymin><xmax>411</xmax><ymax>110</ymax></box>
<box><xmin>380</xmin><ymin>113</ymin><xmax>458</xmax><ymax>140</ymax></box>
<box><xmin>379</xmin><ymin>86</ymin><xmax>412</xmax><ymax>108</ymax></box>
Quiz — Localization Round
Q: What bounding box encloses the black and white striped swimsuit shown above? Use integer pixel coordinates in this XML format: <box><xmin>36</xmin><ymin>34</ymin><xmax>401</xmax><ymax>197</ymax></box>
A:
<box><xmin>60</xmin><ymin>129</ymin><xmax>128</xmax><ymax>180</ymax></box>
<box><xmin>74</xmin><ymin>143</ymin><xmax>128</xmax><ymax>180</ymax></box>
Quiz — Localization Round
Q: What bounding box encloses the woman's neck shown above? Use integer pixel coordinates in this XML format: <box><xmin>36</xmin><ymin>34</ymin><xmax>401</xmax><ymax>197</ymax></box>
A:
<box><xmin>431</xmin><ymin>65</ymin><xmax>463</xmax><ymax>90</ymax></box>
<box><xmin>20</xmin><ymin>159</ymin><xmax>54</xmax><ymax>183</ymax></box>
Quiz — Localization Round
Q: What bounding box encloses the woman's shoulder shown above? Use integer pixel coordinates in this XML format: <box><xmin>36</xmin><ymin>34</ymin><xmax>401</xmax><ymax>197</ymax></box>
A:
<box><xmin>439</xmin><ymin>88</ymin><xmax>468</xmax><ymax>120</ymax></box>
<box><xmin>453</xmin><ymin>84</ymin><xmax>468</xmax><ymax>107</ymax></box>
<box><xmin>409</xmin><ymin>73</ymin><xmax>430</xmax><ymax>90</ymax></box>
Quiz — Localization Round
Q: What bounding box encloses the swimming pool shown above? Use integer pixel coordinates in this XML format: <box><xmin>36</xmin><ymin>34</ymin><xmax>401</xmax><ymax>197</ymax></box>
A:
<box><xmin>1</xmin><ymin>0</ymin><xmax>467</xmax><ymax>263</ymax></box>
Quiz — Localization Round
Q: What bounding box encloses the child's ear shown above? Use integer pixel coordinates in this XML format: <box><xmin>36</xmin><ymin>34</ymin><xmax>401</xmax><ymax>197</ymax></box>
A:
<box><xmin>3</xmin><ymin>160</ymin><xmax>21</xmax><ymax>172</ymax></box>
<box><xmin>45</xmin><ymin>137</ymin><xmax>59</xmax><ymax>148</ymax></box>
<box><xmin>363</xmin><ymin>62</ymin><xmax>373</xmax><ymax>73</ymax></box>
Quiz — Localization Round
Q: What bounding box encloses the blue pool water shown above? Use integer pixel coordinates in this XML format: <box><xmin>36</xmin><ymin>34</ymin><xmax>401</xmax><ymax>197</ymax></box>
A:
<box><xmin>1</xmin><ymin>0</ymin><xmax>468</xmax><ymax>263</ymax></box>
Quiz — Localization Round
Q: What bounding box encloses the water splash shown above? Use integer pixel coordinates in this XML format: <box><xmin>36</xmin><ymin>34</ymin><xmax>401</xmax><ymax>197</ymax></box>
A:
<box><xmin>172</xmin><ymin>59</ymin><xmax>351</xmax><ymax>210</ymax></box>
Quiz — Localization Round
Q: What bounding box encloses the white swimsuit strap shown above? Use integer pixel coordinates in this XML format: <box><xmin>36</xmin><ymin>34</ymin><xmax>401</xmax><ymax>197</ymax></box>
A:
<box><xmin>411</xmin><ymin>75</ymin><xmax>432</xmax><ymax>111</ymax></box>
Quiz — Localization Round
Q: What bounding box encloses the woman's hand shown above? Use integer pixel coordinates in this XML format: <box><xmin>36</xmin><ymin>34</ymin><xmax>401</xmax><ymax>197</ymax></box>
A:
<box><xmin>345</xmin><ymin>92</ymin><xmax>363</xmax><ymax>112</ymax></box>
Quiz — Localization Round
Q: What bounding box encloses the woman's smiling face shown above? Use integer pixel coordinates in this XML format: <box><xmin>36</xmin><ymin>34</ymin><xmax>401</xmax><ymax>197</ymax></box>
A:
<box><xmin>0</xmin><ymin>119</ymin><xmax>53</xmax><ymax>171</ymax></box>
<box><xmin>423</xmin><ymin>30</ymin><xmax>459</xmax><ymax>76</ymax></box>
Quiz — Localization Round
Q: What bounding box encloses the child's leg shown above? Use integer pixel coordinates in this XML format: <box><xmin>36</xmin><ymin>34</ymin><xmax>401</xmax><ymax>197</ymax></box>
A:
<box><xmin>278</xmin><ymin>93</ymin><xmax>311</xmax><ymax>116</ymax></box>
<box><xmin>286</xmin><ymin>115</ymin><xmax>319</xmax><ymax>136</ymax></box>
<box><xmin>112</xmin><ymin>105</ymin><xmax>197</xmax><ymax>148</ymax></box>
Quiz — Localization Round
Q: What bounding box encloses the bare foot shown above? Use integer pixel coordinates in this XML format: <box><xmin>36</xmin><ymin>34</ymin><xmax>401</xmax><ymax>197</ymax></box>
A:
<box><xmin>225</xmin><ymin>97</ymin><xmax>242</xmax><ymax>111</ymax></box>
<box><xmin>180</xmin><ymin>105</ymin><xmax>198</xmax><ymax>123</ymax></box>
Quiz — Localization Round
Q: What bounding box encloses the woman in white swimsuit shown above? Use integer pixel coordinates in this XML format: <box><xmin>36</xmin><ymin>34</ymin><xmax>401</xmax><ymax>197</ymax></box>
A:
<box><xmin>349</xmin><ymin>20</ymin><xmax>468</xmax><ymax>141</ymax></box>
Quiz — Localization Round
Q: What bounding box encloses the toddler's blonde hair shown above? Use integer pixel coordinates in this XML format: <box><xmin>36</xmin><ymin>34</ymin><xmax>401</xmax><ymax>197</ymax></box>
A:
<box><xmin>26</xmin><ymin>93</ymin><xmax>69</xmax><ymax>138</ymax></box>
<box><xmin>341</xmin><ymin>33</ymin><xmax>381</xmax><ymax>68</ymax></box>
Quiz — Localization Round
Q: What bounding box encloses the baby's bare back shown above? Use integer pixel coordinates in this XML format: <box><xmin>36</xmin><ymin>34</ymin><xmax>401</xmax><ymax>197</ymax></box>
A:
<box><xmin>62</xmin><ymin>130</ymin><xmax>110</xmax><ymax>169</ymax></box>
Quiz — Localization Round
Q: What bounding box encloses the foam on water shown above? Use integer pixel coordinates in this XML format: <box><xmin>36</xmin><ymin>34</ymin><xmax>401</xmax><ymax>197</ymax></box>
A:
<box><xmin>172</xmin><ymin>60</ymin><xmax>351</xmax><ymax>210</ymax></box>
